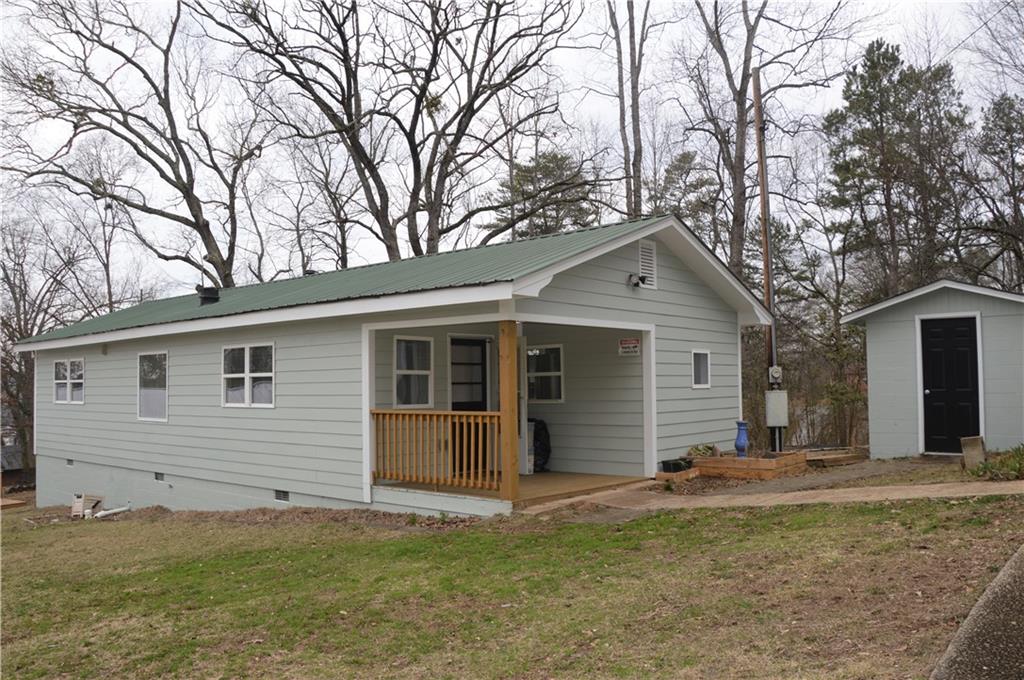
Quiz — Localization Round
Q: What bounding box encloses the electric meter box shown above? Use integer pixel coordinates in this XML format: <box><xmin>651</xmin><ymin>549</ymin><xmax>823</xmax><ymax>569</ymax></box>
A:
<box><xmin>765</xmin><ymin>390</ymin><xmax>789</xmax><ymax>428</ymax></box>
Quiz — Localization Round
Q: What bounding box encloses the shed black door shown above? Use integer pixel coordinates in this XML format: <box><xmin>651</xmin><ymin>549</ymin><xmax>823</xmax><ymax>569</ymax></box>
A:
<box><xmin>921</xmin><ymin>317</ymin><xmax>980</xmax><ymax>453</ymax></box>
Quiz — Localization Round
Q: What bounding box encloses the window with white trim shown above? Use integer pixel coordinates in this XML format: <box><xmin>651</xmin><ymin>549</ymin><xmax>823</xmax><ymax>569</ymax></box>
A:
<box><xmin>527</xmin><ymin>345</ymin><xmax>564</xmax><ymax>402</ymax></box>
<box><xmin>138</xmin><ymin>352</ymin><xmax>168</xmax><ymax>420</ymax></box>
<box><xmin>54</xmin><ymin>359</ymin><xmax>85</xmax><ymax>404</ymax></box>
<box><xmin>638</xmin><ymin>239</ymin><xmax>657</xmax><ymax>289</ymax></box>
<box><xmin>692</xmin><ymin>350</ymin><xmax>710</xmax><ymax>388</ymax></box>
<box><xmin>394</xmin><ymin>337</ymin><xmax>433</xmax><ymax>407</ymax></box>
<box><xmin>223</xmin><ymin>344</ymin><xmax>274</xmax><ymax>407</ymax></box>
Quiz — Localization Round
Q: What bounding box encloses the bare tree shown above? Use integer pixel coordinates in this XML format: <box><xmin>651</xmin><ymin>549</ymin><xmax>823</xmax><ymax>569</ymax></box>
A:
<box><xmin>604</xmin><ymin>0</ymin><xmax>663</xmax><ymax>217</ymax></box>
<box><xmin>674</xmin><ymin>0</ymin><xmax>862</xmax><ymax>274</ymax></box>
<box><xmin>1</xmin><ymin>0</ymin><xmax>273</xmax><ymax>287</ymax></box>
<box><xmin>967</xmin><ymin>0</ymin><xmax>1024</xmax><ymax>91</ymax></box>
<box><xmin>190</xmin><ymin>0</ymin><xmax>580</xmax><ymax>260</ymax></box>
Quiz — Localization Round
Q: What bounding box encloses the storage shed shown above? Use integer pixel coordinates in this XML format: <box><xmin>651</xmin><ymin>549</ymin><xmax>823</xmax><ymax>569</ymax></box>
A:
<box><xmin>842</xmin><ymin>280</ymin><xmax>1024</xmax><ymax>457</ymax></box>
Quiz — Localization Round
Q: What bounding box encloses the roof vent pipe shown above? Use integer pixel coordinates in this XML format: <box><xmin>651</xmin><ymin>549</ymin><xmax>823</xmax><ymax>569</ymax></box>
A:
<box><xmin>196</xmin><ymin>285</ymin><xmax>220</xmax><ymax>305</ymax></box>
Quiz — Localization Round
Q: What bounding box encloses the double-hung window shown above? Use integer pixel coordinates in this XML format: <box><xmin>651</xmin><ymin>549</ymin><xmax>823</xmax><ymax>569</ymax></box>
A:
<box><xmin>394</xmin><ymin>337</ymin><xmax>433</xmax><ymax>408</ymax></box>
<box><xmin>527</xmin><ymin>345</ymin><xmax>564</xmax><ymax>403</ymax></box>
<box><xmin>223</xmin><ymin>344</ymin><xmax>274</xmax><ymax>407</ymax></box>
<box><xmin>138</xmin><ymin>352</ymin><xmax>168</xmax><ymax>421</ymax></box>
<box><xmin>54</xmin><ymin>359</ymin><xmax>85</xmax><ymax>404</ymax></box>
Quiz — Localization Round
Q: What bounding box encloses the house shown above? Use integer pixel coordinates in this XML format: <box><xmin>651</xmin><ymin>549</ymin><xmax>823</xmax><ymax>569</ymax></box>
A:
<box><xmin>15</xmin><ymin>215</ymin><xmax>771</xmax><ymax>516</ymax></box>
<box><xmin>842</xmin><ymin>280</ymin><xmax>1024</xmax><ymax>458</ymax></box>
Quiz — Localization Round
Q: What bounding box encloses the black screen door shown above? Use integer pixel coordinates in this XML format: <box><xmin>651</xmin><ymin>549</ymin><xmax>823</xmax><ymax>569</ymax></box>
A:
<box><xmin>450</xmin><ymin>338</ymin><xmax>488</xmax><ymax>411</ymax></box>
<box><xmin>921</xmin><ymin>317</ymin><xmax>980</xmax><ymax>453</ymax></box>
<box><xmin>450</xmin><ymin>338</ymin><xmax>488</xmax><ymax>478</ymax></box>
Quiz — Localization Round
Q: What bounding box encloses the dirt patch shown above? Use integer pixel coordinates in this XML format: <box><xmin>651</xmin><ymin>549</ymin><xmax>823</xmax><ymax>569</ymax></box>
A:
<box><xmin>653</xmin><ymin>475</ymin><xmax>757</xmax><ymax>495</ymax></box>
<box><xmin>125</xmin><ymin>505</ymin><xmax>482</xmax><ymax>531</ymax></box>
<box><xmin>21</xmin><ymin>502</ymin><xmax>481</xmax><ymax>532</ymax></box>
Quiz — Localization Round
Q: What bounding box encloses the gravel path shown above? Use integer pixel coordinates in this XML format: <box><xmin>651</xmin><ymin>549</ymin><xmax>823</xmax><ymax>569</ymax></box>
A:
<box><xmin>522</xmin><ymin>479</ymin><xmax>1024</xmax><ymax>514</ymax></box>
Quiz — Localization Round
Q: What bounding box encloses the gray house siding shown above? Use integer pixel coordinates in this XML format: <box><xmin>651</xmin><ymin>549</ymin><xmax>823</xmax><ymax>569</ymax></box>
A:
<box><xmin>35</xmin><ymin>317</ymin><xmax>365</xmax><ymax>508</ymax></box>
<box><xmin>864</xmin><ymin>288</ymin><xmax>1024</xmax><ymax>457</ymax></box>
<box><xmin>523</xmin><ymin>324</ymin><xmax>644</xmax><ymax>476</ymax></box>
<box><xmin>373</xmin><ymin>323</ymin><xmax>500</xmax><ymax>410</ymax></box>
<box><xmin>515</xmin><ymin>238</ymin><xmax>742</xmax><ymax>460</ymax></box>
<box><xmin>34</xmin><ymin>302</ymin><xmax>510</xmax><ymax>514</ymax></box>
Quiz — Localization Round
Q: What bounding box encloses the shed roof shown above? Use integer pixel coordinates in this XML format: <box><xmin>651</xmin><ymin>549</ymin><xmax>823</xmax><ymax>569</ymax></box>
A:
<box><xmin>841</xmin><ymin>279</ymin><xmax>1024</xmax><ymax>324</ymax></box>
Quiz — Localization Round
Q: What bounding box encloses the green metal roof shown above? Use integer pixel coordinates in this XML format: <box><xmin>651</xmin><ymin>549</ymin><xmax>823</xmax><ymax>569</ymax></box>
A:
<box><xmin>21</xmin><ymin>215</ymin><xmax>668</xmax><ymax>345</ymax></box>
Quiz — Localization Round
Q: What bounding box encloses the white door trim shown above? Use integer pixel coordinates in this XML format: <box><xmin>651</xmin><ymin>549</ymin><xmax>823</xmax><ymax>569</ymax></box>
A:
<box><xmin>914</xmin><ymin>312</ymin><xmax>984</xmax><ymax>453</ymax></box>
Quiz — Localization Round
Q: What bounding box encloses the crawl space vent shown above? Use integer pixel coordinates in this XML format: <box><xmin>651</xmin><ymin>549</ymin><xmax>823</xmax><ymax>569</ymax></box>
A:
<box><xmin>274</xmin><ymin>489</ymin><xmax>290</xmax><ymax>502</ymax></box>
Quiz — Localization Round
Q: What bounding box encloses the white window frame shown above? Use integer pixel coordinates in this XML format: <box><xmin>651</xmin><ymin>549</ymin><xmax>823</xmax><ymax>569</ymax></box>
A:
<box><xmin>53</xmin><ymin>358</ymin><xmax>85</xmax><ymax>404</ymax></box>
<box><xmin>692</xmin><ymin>349</ymin><xmax>711</xmax><ymax>389</ymax></box>
<box><xmin>221</xmin><ymin>343</ymin><xmax>276</xmax><ymax>408</ymax></box>
<box><xmin>638</xmin><ymin>239</ymin><xmax>658</xmax><ymax>290</ymax></box>
<box><xmin>137</xmin><ymin>351</ymin><xmax>169</xmax><ymax>422</ymax></box>
<box><xmin>527</xmin><ymin>343</ymin><xmax>565</xmax><ymax>404</ymax></box>
<box><xmin>392</xmin><ymin>335</ymin><xmax>434</xmax><ymax>409</ymax></box>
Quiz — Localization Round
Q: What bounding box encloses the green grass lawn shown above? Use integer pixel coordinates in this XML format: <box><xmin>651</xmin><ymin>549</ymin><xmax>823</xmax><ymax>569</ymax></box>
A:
<box><xmin>3</xmin><ymin>496</ymin><xmax>1022</xmax><ymax>679</ymax></box>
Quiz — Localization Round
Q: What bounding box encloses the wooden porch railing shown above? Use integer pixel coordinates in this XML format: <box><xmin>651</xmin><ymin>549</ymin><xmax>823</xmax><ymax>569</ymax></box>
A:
<box><xmin>371</xmin><ymin>409</ymin><xmax>501</xmax><ymax>491</ymax></box>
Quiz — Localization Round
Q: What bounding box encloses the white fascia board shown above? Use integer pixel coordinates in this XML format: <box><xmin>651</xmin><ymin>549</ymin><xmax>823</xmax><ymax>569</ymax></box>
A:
<box><xmin>14</xmin><ymin>282</ymin><xmax>515</xmax><ymax>353</ymax></box>
<box><xmin>841</xmin><ymin>279</ymin><xmax>1024</xmax><ymax>325</ymax></box>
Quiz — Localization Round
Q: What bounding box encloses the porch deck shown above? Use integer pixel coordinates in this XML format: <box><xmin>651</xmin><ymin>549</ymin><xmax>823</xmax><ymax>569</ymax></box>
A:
<box><xmin>378</xmin><ymin>472</ymin><xmax>647</xmax><ymax>509</ymax></box>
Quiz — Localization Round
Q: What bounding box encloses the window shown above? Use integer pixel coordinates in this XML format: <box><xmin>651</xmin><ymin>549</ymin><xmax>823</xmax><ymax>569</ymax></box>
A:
<box><xmin>223</xmin><ymin>344</ymin><xmax>274</xmax><ymax>407</ymax></box>
<box><xmin>692</xmin><ymin>350</ymin><xmax>710</xmax><ymax>388</ymax></box>
<box><xmin>54</xmin><ymin>359</ymin><xmax>85</xmax><ymax>404</ymax></box>
<box><xmin>638</xmin><ymin>239</ymin><xmax>657</xmax><ymax>289</ymax></box>
<box><xmin>394</xmin><ymin>337</ymin><xmax>433</xmax><ymax>408</ymax></box>
<box><xmin>138</xmin><ymin>352</ymin><xmax>168</xmax><ymax>421</ymax></box>
<box><xmin>527</xmin><ymin>345</ymin><xmax>564</xmax><ymax>403</ymax></box>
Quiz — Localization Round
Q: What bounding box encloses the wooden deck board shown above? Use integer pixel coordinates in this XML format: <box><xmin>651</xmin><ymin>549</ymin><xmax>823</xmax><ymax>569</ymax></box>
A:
<box><xmin>381</xmin><ymin>472</ymin><xmax>647</xmax><ymax>509</ymax></box>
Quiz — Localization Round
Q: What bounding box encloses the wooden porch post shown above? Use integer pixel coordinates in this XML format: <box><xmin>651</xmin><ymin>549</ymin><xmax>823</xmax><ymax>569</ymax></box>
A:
<box><xmin>498</xmin><ymin>320</ymin><xmax>519</xmax><ymax>501</ymax></box>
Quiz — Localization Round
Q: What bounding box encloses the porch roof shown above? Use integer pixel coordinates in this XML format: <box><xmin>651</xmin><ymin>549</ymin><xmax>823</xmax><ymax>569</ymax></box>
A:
<box><xmin>18</xmin><ymin>216</ymin><xmax>668</xmax><ymax>347</ymax></box>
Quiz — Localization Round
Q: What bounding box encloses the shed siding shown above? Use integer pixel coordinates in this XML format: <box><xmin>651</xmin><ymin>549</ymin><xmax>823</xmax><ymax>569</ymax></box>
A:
<box><xmin>515</xmin><ymin>238</ymin><xmax>742</xmax><ymax>459</ymax></box>
<box><xmin>864</xmin><ymin>288</ymin><xmax>1024</xmax><ymax>457</ymax></box>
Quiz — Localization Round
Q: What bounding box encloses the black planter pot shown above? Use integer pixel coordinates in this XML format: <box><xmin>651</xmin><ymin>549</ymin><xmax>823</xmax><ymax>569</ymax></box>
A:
<box><xmin>661</xmin><ymin>459</ymin><xmax>686</xmax><ymax>473</ymax></box>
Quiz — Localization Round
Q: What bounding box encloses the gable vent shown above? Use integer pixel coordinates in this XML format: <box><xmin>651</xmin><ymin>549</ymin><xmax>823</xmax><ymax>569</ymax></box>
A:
<box><xmin>638</xmin><ymin>239</ymin><xmax>657</xmax><ymax>289</ymax></box>
<box><xmin>274</xmin><ymin>489</ymin><xmax>290</xmax><ymax>502</ymax></box>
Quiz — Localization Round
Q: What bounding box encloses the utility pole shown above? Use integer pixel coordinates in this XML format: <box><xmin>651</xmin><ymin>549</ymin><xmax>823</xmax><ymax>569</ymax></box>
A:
<box><xmin>752</xmin><ymin>66</ymin><xmax>784</xmax><ymax>454</ymax></box>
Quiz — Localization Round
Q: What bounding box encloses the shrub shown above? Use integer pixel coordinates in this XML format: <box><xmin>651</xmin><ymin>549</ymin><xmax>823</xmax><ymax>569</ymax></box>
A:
<box><xmin>969</xmin><ymin>444</ymin><xmax>1024</xmax><ymax>481</ymax></box>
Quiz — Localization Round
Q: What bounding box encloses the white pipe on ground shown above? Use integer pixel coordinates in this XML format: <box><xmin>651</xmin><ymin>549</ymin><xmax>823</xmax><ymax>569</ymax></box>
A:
<box><xmin>92</xmin><ymin>501</ymin><xmax>132</xmax><ymax>519</ymax></box>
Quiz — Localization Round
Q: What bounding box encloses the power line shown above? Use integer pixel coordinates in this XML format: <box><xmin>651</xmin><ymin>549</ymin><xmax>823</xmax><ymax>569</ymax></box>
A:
<box><xmin>936</xmin><ymin>0</ymin><xmax>1014</xmax><ymax>64</ymax></box>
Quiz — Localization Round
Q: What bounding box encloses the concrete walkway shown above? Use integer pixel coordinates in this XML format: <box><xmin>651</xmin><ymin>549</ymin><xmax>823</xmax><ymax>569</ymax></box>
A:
<box><xmin>931</xmin><ymin>544</ymin><xmax>1024</xmax><ymax>679</ymax></box>
<box><xmin>521</xmin><ymin>479</ymin><xmax>1024</xmax><ymax>515</ymax></box>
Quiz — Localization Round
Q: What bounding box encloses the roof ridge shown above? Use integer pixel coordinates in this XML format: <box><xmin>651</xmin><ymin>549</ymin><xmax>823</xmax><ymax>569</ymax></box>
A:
<box><xmin>212</xmin><ymin>213</ymin><xmax>668</xmax><ymax>295</ymax></box>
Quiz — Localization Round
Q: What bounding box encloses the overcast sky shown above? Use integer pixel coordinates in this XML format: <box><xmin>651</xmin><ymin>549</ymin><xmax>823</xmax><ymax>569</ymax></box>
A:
<box><xmin>11</xmin><ymin>0</ymin><xmax>993</xmax><ymax>295</ymax></box>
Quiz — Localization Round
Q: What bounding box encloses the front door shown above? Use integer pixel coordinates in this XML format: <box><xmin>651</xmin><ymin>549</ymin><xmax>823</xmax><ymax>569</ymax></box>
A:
<box><xmin>451</xmin><ymin>338</ymin><xmax>489</xmax><ymax>478</ymax></box>
<box><xmin>921</xmin><ymin>317</ymin><xmax>980</xmax><ymax>453</ymax></box>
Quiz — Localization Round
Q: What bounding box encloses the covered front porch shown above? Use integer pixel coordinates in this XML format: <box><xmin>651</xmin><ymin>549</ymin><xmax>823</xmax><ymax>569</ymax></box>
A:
<box><xmin>364</xmin><ymin>316</ymin><xmax>655</xmax><ymax>510</ymax></box>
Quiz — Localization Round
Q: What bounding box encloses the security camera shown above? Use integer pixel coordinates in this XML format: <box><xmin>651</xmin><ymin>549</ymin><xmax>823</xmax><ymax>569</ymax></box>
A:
<box><xmin>627</xmin><ymin>273</ymin><xmax>649</xmax><ymax>287</ymax></box>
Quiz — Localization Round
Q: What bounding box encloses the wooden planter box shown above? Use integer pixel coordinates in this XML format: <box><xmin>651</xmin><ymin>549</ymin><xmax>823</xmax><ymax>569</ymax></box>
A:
<box><xmin>654</xmin><ymin>468</ymin><xmax>701</xmax><ymax>483</ymax></box>
<box><xmin>692</xmin><ymin>452</ymin><xmax>807</xmax><ymax>480</ymax></box>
